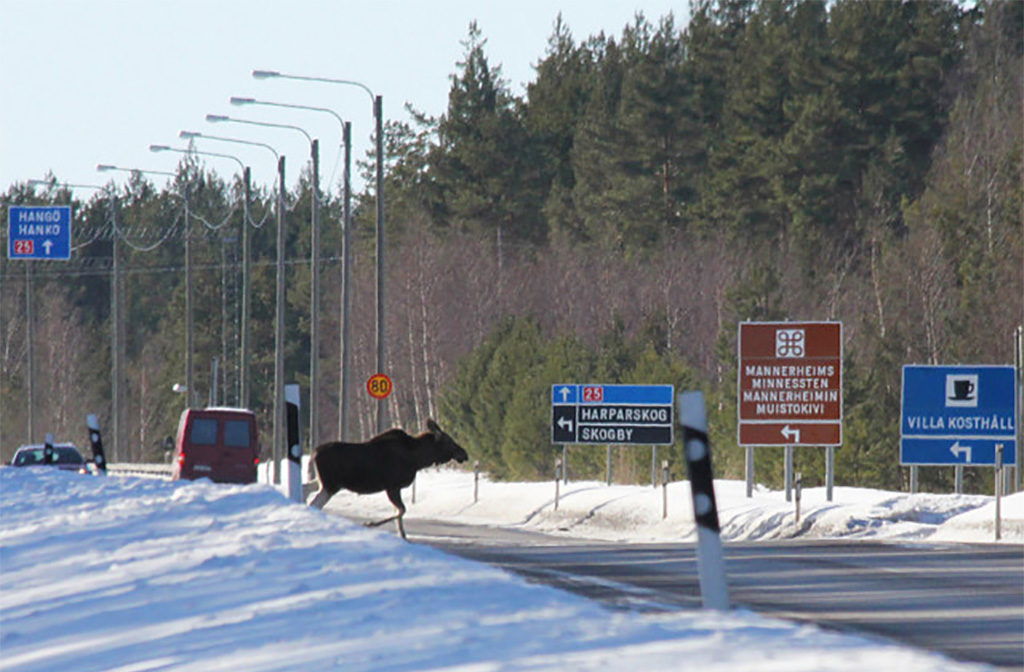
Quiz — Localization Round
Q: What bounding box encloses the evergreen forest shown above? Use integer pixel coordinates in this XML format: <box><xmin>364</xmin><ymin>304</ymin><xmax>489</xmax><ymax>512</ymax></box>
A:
<box><xmin>1</xmin><ymin>0</ymin><xmax>1021</xmax><ymax>494</ymax></box>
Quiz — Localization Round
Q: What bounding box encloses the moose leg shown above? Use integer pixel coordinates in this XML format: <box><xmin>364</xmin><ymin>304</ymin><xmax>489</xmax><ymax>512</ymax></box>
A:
<box><xmin>387</xmin><ymin>487</ymin><xmax>408</xmax><ymax>540</ymax></box>
<box><xmin>307</xmin><ymin>486</ymin><xmax>331</xmax><ymax>510</ymax></box>
<box><xmin>365</xmin><ymin>487</ymin><xmax>408</xmax><ymax>540</ymax></box>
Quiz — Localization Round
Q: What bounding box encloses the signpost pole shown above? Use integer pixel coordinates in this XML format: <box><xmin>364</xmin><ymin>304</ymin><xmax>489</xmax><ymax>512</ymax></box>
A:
<box><xmin>794</xmin><ymin>472</ymin><xmax>802</xmax><ymax>524</ymax></box>
<box><xmin>826</xmin><ymin>445</ymin><xmax>834</xmax><ymax>502</ymax></box>
<box><xmin>662</xmin><ymin>459</ymin><xmax>669</xmax><ymax>519</ymax></box>
<box><xmin>562</xmin><ymin>445</ymin><xmax>568</xmax><ymax>483</ymax></box>
<box><xmin>26</xmin><ymin>263</ymin><xmax>35</xmax><ymax>444</ymax></box>
<box><xmin>474</xmin><ymin>460</ymin><xmax>480</xmax><ymax>504</ymax></box>
<box><xmin>955</xmin><ymin>464</ymin><xmax>964</xmax><ymax>494</ymax></box>
<box><xmin>784</xmin><ymin>445</ymin><xmax>794</xmax><ymax>502</ymax></box>
<box><xmin>651</xmin><ymin>445</ymin><xmax>657</xmax><ymax>488</ymax></box>
<box><xmin>606</xmin><ymin>445</ymin><xmax>612</xmax><ymax>486</ymax></box>
<box><xmin>554</xmin><ymin>458</ymin><xmax>561</xmax><ymax>511</ymax></box>
<box><xmin>1016</xmin><ymin>325</ymin><xmax>1022</xmax><ymax>492</ymax></box>
<box><xmin>745</xmin><ymin>446</ymin><xmax>754</xmax><ymax>498</ymax></box>
<box><xmin>910</xmin><ymin>465</ymin><xmax>919</xmax><ymax>494</ymax></box>
<box><xmin>995</xmin><ymin>444</ymin><xmax>1003</xmax><ymax>541</ymax></box>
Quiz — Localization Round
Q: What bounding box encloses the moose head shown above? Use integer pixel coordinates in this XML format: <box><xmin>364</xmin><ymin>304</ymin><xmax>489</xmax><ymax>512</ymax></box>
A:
<box><xmin>427</xmin><ymin>419</ymin><xmax>469</xmax><ymax>465</ymax></box>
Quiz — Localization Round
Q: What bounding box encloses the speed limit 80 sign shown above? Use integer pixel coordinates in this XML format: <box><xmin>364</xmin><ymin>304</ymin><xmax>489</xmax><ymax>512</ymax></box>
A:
<box><xmin>366</xmin><ymin>373</ymin><xmax>393</xmax><ymax>399</ymax></box>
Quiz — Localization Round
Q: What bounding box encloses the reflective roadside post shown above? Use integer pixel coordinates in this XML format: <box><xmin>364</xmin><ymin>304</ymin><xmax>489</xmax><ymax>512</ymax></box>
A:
<box><xmin>678</xmin><ymin>391</ymin><xmax>729</xmax><ymax>610</ymax></box>
<box><xmin>87</xmin><ymin>414</ymin><xmax>107</xmax><ymax>474</ymax></box>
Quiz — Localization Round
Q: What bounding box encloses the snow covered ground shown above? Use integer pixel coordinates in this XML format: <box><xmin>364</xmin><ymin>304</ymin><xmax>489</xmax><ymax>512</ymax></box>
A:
<box><xmin>2</xmin><ymin>467</ymin><xmax>1018</xmax><ymax>672</ymax></box>
<box><xmin>322</xmin><ymin>466</ymin><xmax>1024</xmax><ymax>545</ymax></box>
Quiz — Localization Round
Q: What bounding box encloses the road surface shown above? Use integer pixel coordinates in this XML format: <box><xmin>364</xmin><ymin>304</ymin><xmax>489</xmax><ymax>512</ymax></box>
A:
<box><xmin>336</xmin><ymin>514</ymin><xmax>1024</xmax><ymax>670</ymax></box>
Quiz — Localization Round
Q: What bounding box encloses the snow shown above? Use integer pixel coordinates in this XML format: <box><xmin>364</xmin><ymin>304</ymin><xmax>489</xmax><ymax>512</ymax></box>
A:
<box><xmin>1</xmin><ymin>467</ymin><xmax>1013</xmax><ymax>672</ymax></box>
<box><xmin>323</xmin><ymin>467</ymin><xmax>1024</xmax><ymax>546</ymax></box>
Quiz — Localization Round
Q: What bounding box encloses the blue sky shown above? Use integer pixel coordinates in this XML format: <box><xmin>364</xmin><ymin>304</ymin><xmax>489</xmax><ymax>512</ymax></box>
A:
<box><xmin>2</xmin><ymin>0</ymin><xmax>687</xmax><ymax>198</ymax></box>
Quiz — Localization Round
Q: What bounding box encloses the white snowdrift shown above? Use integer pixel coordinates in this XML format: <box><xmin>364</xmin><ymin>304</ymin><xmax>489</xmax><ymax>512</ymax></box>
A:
<box><xmin>323</xmin><ymin>467</ymin><xmax>1024</xmax><ymax>545</ymax></box>
<box><xmin>0</xmin><ymin>467</ymin><xmax>997</xmax><ymax>672</ymax></box>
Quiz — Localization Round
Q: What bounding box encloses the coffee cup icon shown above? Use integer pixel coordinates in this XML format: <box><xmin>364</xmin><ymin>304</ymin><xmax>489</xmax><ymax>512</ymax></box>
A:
<box><xmin>950</xmin><ymin>378</ymin><xmax>975</xmax><ymax>401</ymax></box>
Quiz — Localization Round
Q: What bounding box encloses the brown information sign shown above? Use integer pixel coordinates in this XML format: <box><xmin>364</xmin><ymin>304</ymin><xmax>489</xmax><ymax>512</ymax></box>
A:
<box><xmin>738</xmin><ymin>322</ymin><xmax>842</xmax><ymax>446</ymax></box>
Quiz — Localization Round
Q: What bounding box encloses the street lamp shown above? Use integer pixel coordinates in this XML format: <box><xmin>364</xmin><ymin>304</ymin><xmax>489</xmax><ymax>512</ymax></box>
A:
<box><xmin>207</xmin><ymin>112</ymin><xmax>324</xmax><ymax>449</ymax></box>
<box><xmin>180</xmin><ymin>129</ymin><xmax>287</xmax><ymax>484</ymax></box>
<box><xmin>229</xmin><ymin>96</ymin><xmax>354</xmax><ymax>446</ymax></box>
<box><xmin>151</xmin><ymin>144</ymin><xmax>253</xmax><ymax>411</ymax></box>
<box><xmin>205</xmin><ymin>114</ymin><xmax>321</xmax><ymax>451</ymax></box>
<box><xmin>26</xmin><ymin>179</ymin><xmax>118</xmax><ymax>458</ymax></box>
<box><xmin>253</xmin><ymin>68</ymin><xmax>387</xmax><ymax>433</ymax></box>
<box><xmin>97</xmin><ymin>162</ymin><xmax>195</xmax><ymax>427</ymax></box>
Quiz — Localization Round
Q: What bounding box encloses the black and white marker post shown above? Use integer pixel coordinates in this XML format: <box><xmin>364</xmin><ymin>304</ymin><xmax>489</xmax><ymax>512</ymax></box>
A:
<box><xmin>43</xmin><ymin>433</ymin><xmax>55</xmax><ymax>465</ymax></box>
<box><xmin>86</xmin><ymin>414</ymin><xmax>107</xmax><ymax>473</ymax></box>
<box><xmin>677</xmin><ymin>391</ymin><xmax>729</xmax><ymax>610</ymax></box>
<box><xmin>284</xmin><ymin>384</ymin><xmax>302</xmax><ymax>503</ymax></box>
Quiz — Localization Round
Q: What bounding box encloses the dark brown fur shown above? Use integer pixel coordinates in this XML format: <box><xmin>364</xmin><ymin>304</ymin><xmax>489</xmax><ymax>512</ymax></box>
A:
<box><xmin>307</xmin><ymin>420</ymin><xmax>468</xmax><ymax>539</ymax></box>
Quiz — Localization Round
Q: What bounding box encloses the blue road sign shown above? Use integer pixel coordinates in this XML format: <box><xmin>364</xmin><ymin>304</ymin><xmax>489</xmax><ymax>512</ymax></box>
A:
<box><xmin>552</xmin><ymin>384</ymin><xmax>674</xmax><ymax>445</ymax></box>
<box><xmin>901</xmin><ymin>365</ymin><xmax>1017</xmax><ymax>466</ymax></box>
<box><xmin>7</xmin><ymin>206</ymin><xmax>72</xmax><ymax>260</ymax></box>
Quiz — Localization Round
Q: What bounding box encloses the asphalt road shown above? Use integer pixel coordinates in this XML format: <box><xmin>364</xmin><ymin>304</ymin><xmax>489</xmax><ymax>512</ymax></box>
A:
<box><xmin>343</xmin><ymin>515</ymin><xmax>1024</xmax><ymax>670</ymax></box>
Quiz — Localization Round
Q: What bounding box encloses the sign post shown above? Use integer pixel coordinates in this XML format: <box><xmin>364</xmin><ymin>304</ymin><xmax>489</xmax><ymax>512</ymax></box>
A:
<box><xmin>553</xmin><ymin>384</ymin><xmax>674</xmax><ymax>486</ymax></box>
<box><xmin>901</xmin><ymin>365</ymin><xmax>1017</xmax><ymax>478</ymax></box>
<box><xmin>9</xmin><ymin>206</ymin><xmax>73</xmax><ymax>447</ymax></box>
<box><xmin>738</xmin><ymin>322</ymin><xmax>843</xmax><ymax>501</ymax></box>
<box><xmin>7</xmin><ymin>206</ymin><xmax>72</xmax><ymax>260</ymax></box>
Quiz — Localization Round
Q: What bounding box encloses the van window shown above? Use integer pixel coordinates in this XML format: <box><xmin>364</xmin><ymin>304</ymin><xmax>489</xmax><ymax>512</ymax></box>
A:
<box><xmin>223</xmin><ymin>419</ymin><xmax>251</xmax><ymax>447</ymax></box>
<box><xmin>190</xmin><ymin>418</ymin><xmax>219</xmax><ymax>445</ymax></box>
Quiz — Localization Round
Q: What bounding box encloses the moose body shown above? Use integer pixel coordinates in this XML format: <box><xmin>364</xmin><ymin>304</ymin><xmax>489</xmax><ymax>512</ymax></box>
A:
<box><xmin>308</xmin><ymin>420</ymin><xmax>468</xmax><ymax>539</ymax></box>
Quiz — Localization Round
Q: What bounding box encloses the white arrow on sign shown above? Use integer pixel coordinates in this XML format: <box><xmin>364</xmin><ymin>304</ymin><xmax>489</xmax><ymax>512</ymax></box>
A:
<box><xmin>42</xmin><ymin>240</ymin><xmax>54</xmax><ymax>255</ymax></box>
<box><xmin>950</xmin><ymin>441</ymin><xmax>972</xmax><ymax>462</ymax></box>
<box><xmin>558</xmin><ymin>386</ymin><xmax>572</xmax><ymax>402</ymax></box>
<box><xmin>781</xmin><ymin>425</ymin><xmax>801</xmax><ymax>443</ymax></box>
<box><xmin>557</xmin><ymin>416</ymin><xmax>573</xmax><ymax>433</ymax></box>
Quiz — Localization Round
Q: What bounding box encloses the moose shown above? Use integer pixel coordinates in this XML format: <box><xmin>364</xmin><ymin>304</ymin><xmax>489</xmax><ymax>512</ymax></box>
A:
<box><xmin>307</xmin><ymin>420</ymin><xmax>469</xmax><ymax>539</ymax></box>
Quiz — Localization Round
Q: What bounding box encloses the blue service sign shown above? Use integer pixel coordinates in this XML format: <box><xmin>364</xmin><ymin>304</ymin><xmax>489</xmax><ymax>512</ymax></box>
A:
<box><xmin>7</xmin><ymin>205</ymin><xmax>72</xmax><ymax>260</ymax></box>
<box><xmin>901</xmin><ymin>365</ymin><xmax>1017</xmax><ymax>466</ymax></box>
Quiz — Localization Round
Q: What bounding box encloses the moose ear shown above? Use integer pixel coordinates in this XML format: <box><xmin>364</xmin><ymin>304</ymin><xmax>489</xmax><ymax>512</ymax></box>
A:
<box><xmin>427</xmin><ymin>419</ymin><xmax>441</xmax><ymax>434</ymax></box>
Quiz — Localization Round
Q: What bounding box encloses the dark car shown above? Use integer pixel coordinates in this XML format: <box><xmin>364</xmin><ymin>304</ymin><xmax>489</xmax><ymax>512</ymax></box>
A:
<box><xmin>10</xmin><ymin>444</ymin><xmax>88</xmax><ymax>473</ymax></box>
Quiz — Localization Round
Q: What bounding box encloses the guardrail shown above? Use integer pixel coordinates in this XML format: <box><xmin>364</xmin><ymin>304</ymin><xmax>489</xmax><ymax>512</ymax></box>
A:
<box><xmin>107</xmin><ymin>463</ymin><xmax>173</xmax><ymax>479</ymax></box>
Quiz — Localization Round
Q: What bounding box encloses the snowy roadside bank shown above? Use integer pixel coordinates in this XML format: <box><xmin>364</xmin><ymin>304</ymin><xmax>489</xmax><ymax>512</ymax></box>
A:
<box><xmin>322</xmin><ymin>467</ymin><xmax>1024</xmax><ymax>545</ymax></box>
<box><xmin>0</xmin><ymin>467</ymin><xmax>996</xmax><ymax>671</ymax></box>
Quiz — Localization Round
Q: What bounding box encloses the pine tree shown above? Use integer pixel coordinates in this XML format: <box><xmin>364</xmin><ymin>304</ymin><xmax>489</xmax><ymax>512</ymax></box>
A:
<box><xmin>431</xmin><ymin>22</ymin><xmax>547</xmax><ymax>248</ymax></box>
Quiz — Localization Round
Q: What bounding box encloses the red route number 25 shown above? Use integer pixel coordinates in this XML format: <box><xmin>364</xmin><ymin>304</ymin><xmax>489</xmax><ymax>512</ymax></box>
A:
<box><xmin>582</xmin><ymin>386</ymin><xmax>603</xmax><ymax>402</ymax></box>
<box><xmin>366</xmin><ymin>373</ymin><xmax>393</xmax><ymax>400</ymax></box>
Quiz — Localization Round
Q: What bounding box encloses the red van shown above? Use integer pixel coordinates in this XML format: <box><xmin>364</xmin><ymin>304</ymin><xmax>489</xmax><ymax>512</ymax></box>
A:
<box><xmin>171</xmin><ymin>407</ymin><xmax>259</xmax><ymax>484</ymax></box>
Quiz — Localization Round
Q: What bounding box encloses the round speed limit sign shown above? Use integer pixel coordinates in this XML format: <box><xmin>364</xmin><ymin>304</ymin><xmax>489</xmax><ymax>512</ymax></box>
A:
<box><xmin>366</xmin><ymin>373</ymin><xmax>393</xmax><ymax>399</ymax></box>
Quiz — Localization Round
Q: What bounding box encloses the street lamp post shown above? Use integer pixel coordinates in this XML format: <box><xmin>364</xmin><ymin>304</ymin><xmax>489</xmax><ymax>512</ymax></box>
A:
<box><xmin>253</xmin><ymin>69</ymin><xmax>387</xmax><ymax>433</ymax></box>
<box><xmin>207</xmin><ymin>113</ymin><xmax>323</xmax><ymax>450</ymax></box>
<box><xmin>151</xmin><ymin>144</ymin><xmax>252</xmax><ymax>410</ymax></box>
<box><xmin>97</xmin><ymin>166</ymin><xmax>185</xmax><ymax>463</ymax></box>
<box><xmin>100</xmin><ymin>163</ymin><xmax>192</xmax><ymax>412</ymax></box>
<box><xmin>180</xmin><ymin>130</ymin><xmax>286</xmax><ymax>484</ymax></box>
<box><xmin>230</xmin><ymin>96</ymin><xmax>353</xmax><ymax>443</ymax></box>
<box><xmin>27</xmin><ymin>179</ymin><xmax>117</xmax><ymax>458</ymax></box>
